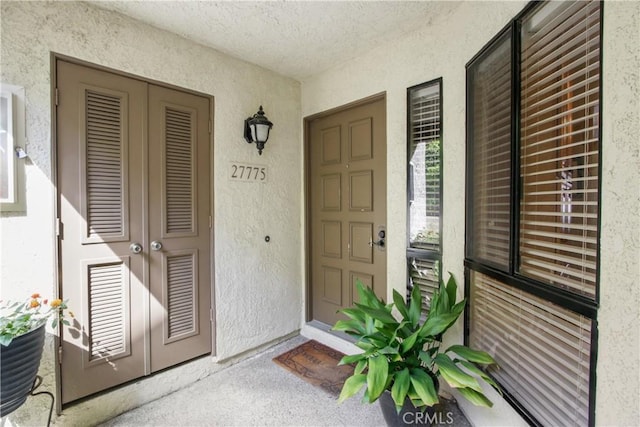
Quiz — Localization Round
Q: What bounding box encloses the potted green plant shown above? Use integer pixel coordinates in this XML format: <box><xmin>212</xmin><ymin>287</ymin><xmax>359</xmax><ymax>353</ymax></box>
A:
<box><xmin>0</xmin><ymin>294</ymin><xmax>70</xmax><ymax>416</ymax></box>
<box><xmin>332</xmin><ymin>274</ymin><xmax>499</xmax><ymax>426</ymax></box>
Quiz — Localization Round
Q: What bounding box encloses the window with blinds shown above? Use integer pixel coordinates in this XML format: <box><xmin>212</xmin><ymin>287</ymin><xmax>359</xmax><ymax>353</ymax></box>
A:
<box><xmin>407</xmin><ymin>78</ymin><xmax>442</xmax><ymax>310</ymax></box>
<box><xmin>470</xmin><ymin>272</ymin><xmax>592</xmax><ymax>426</ymax></box>
<box><xmin>467</xmin><ymin>31</ymin><xmax>512</xmax><ymax>269</ymax></box>
<box><xmin>519</xmin><ymin>0</ymin><xmax>600</xmax><ymax>299</ymax></box>
<box><xmin>465</xmin><ymin>1</ymin><xmax>601</xmax><ymax>425</ymax></box>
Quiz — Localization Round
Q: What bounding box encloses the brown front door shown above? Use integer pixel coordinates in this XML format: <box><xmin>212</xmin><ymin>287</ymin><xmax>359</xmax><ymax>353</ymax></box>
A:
<box><xmin>57</xmin><ymin>60</ymin><xmax>212</xmax><ymax>403</ymax></box>
<box><xmin>308</xmin><ymin>96</ymin><xmax>387</xmax><ymax>325</ymax></box>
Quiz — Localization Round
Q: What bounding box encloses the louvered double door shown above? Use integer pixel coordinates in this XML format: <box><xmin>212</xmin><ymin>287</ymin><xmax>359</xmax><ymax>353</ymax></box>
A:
<box><xmin>57</xmin><ymin>61</ymin><xmax>212</xmax><ymax>404</ymax></box>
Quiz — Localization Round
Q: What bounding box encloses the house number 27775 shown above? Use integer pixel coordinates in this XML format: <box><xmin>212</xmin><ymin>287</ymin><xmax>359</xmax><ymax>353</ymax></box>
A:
<box><xmin>229</xmin><ymin>162</ymin><xmax>267</xmax><ymax>182</ymax></box>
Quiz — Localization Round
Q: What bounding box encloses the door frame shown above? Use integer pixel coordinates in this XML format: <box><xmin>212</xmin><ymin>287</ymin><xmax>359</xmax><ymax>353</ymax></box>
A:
<box><xmin>303</xmin><ymin>92</ymin><xmax>387</xmax><ymax>322</ymax></box>
<box><xmin>50</xmin><ymin>53</ymin><xmax>217</xmax><ymax>412</ymax></box>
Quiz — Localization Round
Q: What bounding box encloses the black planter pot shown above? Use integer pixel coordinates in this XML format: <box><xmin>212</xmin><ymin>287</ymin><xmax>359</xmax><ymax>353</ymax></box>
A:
<box><xmin>0</xmin><ymin>325</ymin><xmax>46</xmax><ymax>417</ymax></box>
<box><xmin>379</xmin><ymin>391</ymin><xmax>441</xmax><ymax>427</ymax></box>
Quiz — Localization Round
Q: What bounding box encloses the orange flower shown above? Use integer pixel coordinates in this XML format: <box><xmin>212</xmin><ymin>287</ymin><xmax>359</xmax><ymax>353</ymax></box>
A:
<box><xmin>50</xmin><ymin>299</ymin><xmax>63</xmax><ymax>308</ymax></box>
<box><xmin>31</xmin><ymin>293</ymin><xmax>41</xmax><ymax>299</ymax></box>
<box><xmin>29</xmin><ymin>299</ymin><xmax>41</xmax><ymax>308</ymax></box>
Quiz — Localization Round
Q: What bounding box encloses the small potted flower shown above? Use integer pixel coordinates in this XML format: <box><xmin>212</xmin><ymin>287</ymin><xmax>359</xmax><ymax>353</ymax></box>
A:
<box><xmin>0</xmin><ymin>294</ymin><xmax>70</xmax><ymax>417</ymax></box>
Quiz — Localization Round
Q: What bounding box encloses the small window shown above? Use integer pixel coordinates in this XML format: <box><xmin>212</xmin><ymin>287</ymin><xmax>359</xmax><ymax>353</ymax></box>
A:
<box><xmin>0</xmin><ymin>83</ymin><xmax>26</xmax><ymax>212</ymax></box>
<box><xmin>407</xmin><ymin>79</ymin><xmax>442</xmax><ymax>309</ymax></box>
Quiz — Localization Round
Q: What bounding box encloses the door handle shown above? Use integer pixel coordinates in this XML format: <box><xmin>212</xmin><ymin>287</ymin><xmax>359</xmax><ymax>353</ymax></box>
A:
<box><xmin>369</xmin><ymin>239</ymin><xmax>385</xmax><ymax>247</ymax></box>
<box><xmin>150</xmin><ymin>241</ymin><xmax>163</xmax><ymax>251</ymax></box>
<box><xmin>130</xmin><ymin>243</ymin><xmax>143</xmax><ymax>254</ymax></box>
<box><xmin>369</xmin><ymin>228</ymin><xmax>386</xmax><ymax>248</ymax></box>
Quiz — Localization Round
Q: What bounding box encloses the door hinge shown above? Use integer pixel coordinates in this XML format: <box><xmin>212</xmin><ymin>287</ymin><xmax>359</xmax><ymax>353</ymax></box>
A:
<box><xmin>55</xmin><ymin>88</ymin><xmax>59</xmax><ymax>106</ymax></box>
<box><xmin>56</xmin><ymin>218</ymin><xmax>63</xmax><ymax>239</ymax></box>
<box><xmin>209</xmin><ymin>215</ymin><xmax>212</xmax><ymax>229</ymax></box>
<box><xmin>209</xmin><ymin>308</ymin><xmax>214</xmax><ymax>322</ymax></box>
<box><xmin>208</xmin><ymin>119</ymin><xmax>212</xmax><ymax>134</ymax></box>
<box><xmin>58</xmin><ymin>346</ymin><xmax>63</xmax><ymax>364</ymax></box>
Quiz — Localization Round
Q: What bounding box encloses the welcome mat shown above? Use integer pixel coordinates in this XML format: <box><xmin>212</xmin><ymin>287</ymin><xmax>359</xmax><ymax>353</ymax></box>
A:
<box><xmin>273</xmin><ymin>340</ymin><xmax>354</xmax><ymax>397</ymax></box>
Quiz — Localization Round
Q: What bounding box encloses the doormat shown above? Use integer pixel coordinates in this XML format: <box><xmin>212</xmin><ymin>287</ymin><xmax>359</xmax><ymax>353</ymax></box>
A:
<box><xmin>273</xmin><ymin>340</ymin><xmax>354</xmax><ymax>397</ymax></box>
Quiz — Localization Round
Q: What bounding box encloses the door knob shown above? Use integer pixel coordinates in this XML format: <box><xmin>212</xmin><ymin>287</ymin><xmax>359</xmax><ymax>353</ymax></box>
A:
<box><xmin>130</xmin><ymin>243</ymin><xmax>143</xmax><ymax>254</ymax></box>
<box><xmin>150</xmin><ymin>241</ymin><xmax>163</xmax><ymax>251</ymax></box>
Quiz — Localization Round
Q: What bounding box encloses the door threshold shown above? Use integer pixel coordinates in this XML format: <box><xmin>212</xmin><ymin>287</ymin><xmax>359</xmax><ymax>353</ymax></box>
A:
<box><xmin>300</xmin><ymin>320</ymin><xmax>360</xmax><ymax>355</ymax></box>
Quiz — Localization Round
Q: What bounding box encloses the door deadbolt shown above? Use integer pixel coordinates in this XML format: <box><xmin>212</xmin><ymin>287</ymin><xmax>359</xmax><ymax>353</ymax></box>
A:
<box><xmin>130</xmin><ymin>243</ymin><xmax>143</xmax><ymax>254</ymax></box>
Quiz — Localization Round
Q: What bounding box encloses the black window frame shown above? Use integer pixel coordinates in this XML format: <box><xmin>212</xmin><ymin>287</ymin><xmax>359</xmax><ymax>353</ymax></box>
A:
<box><xmin>464</xmin><ymin>1</ymin><xmax>603</xmax><ymax>426</ymax></box>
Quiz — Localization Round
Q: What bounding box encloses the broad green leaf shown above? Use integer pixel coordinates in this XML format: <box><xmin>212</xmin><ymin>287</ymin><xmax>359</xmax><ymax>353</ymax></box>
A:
<box><xmin>354</xmin><ymin>359</ymin><xmax>367</xmax><ymax>375</ymax></box>
<box><xmin>458</xmin><ymin>360</ymin><xmax>501</xmax><ymax>394</ymax></box>
<box><xmin>429</xmin><ymin>289</ymin><xmax>442</xmax><ymax>317</ymax></box>
<box><xmin>438</xmin><ymin>283</ymin><xmax>449</xmax><ymax>314</ymax></box>
<box><xmin>366</xmin><ymin>354</ymin><xmax>389</xmax><ymax>402</ymax></box>
<box><xmin>418</xmin><ymin>312</ymin><xmax>459</xmax><ymax>338</ymax></box>
<box><xmin>0</xmin><ymin>334</ymin><xmax>12</xmax><ymax>346</ymax></box>
<box><xmin>440</xmin><ymin>301</ymin><xmax>466</xmax><ymax>333</ymax></box>
<box><xmin>392</xmin><ymin>289</ymin><xmax>410</xmax><ymax>321</ymax></box>
<box><xmin>356</xmin><ymin>281</ymin><xmax>385</xmax><ymax>309</ymax></box>
<box><xmin>456</xmin><ymin>387</ymin><xmax>493</xmax><ymax>407</ymax></box>
<box><xmin>354</xmin><ymin>303</ymin><xmax>397</xmax><ymax>325</ymax></box>
<box><xmin>338</xmin><ymin>374</ymin><xmax>367</xmax><ymax>403</ymax></box>
<box><xmin>446</xmin><ymin>345</ymin><xmax>496</xmax><ymax>365</ymax></box>
<box><xmin>445</xmin><ymin>273</ymin><xmax>458</xmax><ymax>309</ymax></box>
<box><xmin>338</xmin><ymin>353</ymin><xmax>365</xmax><ymax>365</ymax></box>
<box><xmin>355</xmin><ymin>340</ymin><xmax>374</xmax><ymax>351</ymax></box>
<box><xmin>378</xmin><ymin>346</ymin><xmax>400</xmax><ymax>356</ymax></box>
<box><xmin>434</xmin><ymin>354</ymin><xmax>483</xmax><ymax>393</ymax></box>
<box><xmin>408</xmin><ymin>285</ymin><xmax>422</xmax><ymax>327</ymax></box>
<box><xmin>363</xmin><ymin>334</ymin><xmax>389</xmax><ymax>349</ymax></box>
<box><xmin>400</xmin><ymin>329</ymin><xmax>420</xmax><ymax>354</ymax></box>
<box><xmin>339</xmin><ymin>307</ymin><xmax>367</xmax><ymax>322</ymax></box>
<box><xmin>332</xmin><ymin>319</ymin><xmax>366</xmax><ymax>335</ymax></box>
<box><xmin>391</xmin><ymin>368</ymin><xmax>410</xmax><ymax>411</ymax></box>
<box><xmin>409</xmin><ymin>368</ymin><xmax>439</xmax><ymax>406</ymax></box>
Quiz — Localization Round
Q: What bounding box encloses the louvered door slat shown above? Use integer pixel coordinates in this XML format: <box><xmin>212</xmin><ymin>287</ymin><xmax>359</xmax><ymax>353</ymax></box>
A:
<box><xmin>165</xmin><ymin>252</ymin><xmax>198</xmax><ymax>341</ymax></box>
<box><xmin>82</xmin><ymin>89</ymin><xmax>129</xmax><ymax>243</ymax></box>
<box><xmin>86</xmin><ymin>261</ymin><xmax>130</xmax><ymax>363</ymax></box>
<box><xmin>164</xmin><ymin>107</ymin><xmax>196</xmax><ymax>236</ymax></box>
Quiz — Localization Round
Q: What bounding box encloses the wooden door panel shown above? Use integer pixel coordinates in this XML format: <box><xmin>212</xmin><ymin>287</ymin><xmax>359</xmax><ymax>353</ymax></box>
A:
<box><xmin>322</xmin><ymin>266</ymin><xmax>343</xmax><ymax>306</ymax></box>
<box><xmin>321</xmin><ymin>174</ymin><xmax>341</xmax><ymax>211</ymax></box>
<box><xmin>349</xmin><ymin>222</ymin><xmax>373</xmax><ymax>264</ymax></box>
<box><xmin>321</xmin><ymin>221</ymin><xmax>342</xmax><ymax>258</ymax></box>
<box><xmin>309</xmin><ymin>97</ymin><xmax>386</xmax><ymax>325</ymax></box>
<box><xmin>321</xmin><ymin>126</ymin><xmax>342</xmax><ymax>164</ymax></box>
<box><xmin>58</xmin><ymin>60</ymin><xmax>147</xmax><ymax>404</ymax></box>
<box><xmin>349</xmin><ymin>170</ymin><xmax>373</xmax><ymax>211</ymax></box>
<box><xmin>348</xmin><ymin>117</ymin><xmax>373</xmax><ymax>161</ymax></box>
<box><xmin>148</xmin><ymin>85</ymin><xmax>211</xmax><ymax>372</ymax></box>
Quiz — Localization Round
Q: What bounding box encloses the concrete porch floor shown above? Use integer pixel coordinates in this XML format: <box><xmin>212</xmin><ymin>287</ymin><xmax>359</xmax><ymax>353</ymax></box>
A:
<box><xmin>100</xmin><ymin>335</ymin><xmax>386</xmax><ymax>427</ymax></box>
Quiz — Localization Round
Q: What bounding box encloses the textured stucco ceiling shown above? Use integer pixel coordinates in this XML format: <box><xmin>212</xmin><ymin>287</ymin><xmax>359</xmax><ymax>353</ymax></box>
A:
<box><xmin>88</xmin><ymin>1</ymin><xmax>462</xmax><ymax>80</ymax></box>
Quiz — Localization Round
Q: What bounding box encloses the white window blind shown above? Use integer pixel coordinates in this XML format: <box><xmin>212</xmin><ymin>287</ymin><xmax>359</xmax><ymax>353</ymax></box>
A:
<box><xmin>470</xmin><ymin>272</ymin><xmax>591</xmax><ymax>426</ymax></box>
<box><xmin>519</xmin><ymin>0</ymin><xmax>600</xmax><ymax>299</ymax></box>
<box><xmin>469</xmin><ymin>33</ymin><xmax>512</xmax><ymax>268</ymax></box>
<box><xmin>408</xmin><ymin>257</ymin><xmax>439</xmax><ymax>311</ymax></box>
<box><xmin>408</xmin><ymin>83</ymin><xmax>441</xmax><ymax>251</ymax></box>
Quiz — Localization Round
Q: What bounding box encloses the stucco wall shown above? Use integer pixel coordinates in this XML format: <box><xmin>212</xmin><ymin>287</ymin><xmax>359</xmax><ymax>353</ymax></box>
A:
<box><xmin>302</xmin><ymin>1</ymin><xmax>640</xmax><ymax>426</ymax></box>
<box><xmin>0</xmin><ymin>1</ymin><xmax>302</xmax><ymax>424</ymax></box>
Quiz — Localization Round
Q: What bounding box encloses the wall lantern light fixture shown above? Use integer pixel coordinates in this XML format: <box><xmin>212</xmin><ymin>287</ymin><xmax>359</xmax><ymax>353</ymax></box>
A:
<box><xmin>244</xmin><ymin>105</ymin><xmax>273</xmax><ymax>155</ymax></box>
